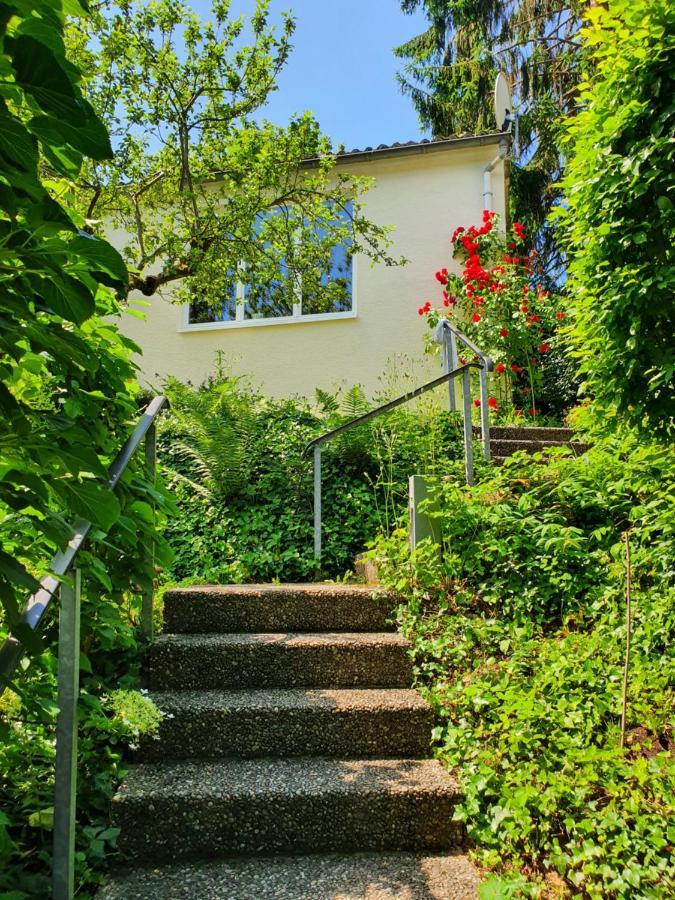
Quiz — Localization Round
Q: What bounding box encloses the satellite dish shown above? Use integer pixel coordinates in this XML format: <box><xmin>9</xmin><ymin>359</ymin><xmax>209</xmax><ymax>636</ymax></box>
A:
<box><xmin>494</xmin><ymin>72</ymin><xmax>512</xmax><ymax>131</ymax></box>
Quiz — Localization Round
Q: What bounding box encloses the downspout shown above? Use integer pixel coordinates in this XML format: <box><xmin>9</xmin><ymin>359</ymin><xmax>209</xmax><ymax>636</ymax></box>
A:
<box><xmin>482</xmin><ymin>137</ymin><xmax>510</xmax><ymax>211</ymax></box>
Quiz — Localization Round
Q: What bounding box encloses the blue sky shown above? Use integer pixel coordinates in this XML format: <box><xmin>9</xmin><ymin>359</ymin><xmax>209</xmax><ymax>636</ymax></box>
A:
<box><xmin>196</xmin><ymin>0</ymin><xmax>430</xmax><ymax>149</ymax></box>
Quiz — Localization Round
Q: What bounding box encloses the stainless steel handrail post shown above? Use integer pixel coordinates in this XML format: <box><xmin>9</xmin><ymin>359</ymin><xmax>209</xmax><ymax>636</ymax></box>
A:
<box><xmin>441</xmin><ymin>329</ymin><xmax>458</xmax><ymax>413</ymax></box>
<box><xmin>478</xmin><ymin>361</ymin><xmax>491</xmax><ymax>461</ymax></box>
<box><xmin>462</xmin><ymin>368</ymin><xmax>474</xmax><ymax>485</ymax></box>
<box><xmin>141</xmin><ymin>422</ymin><xmax>157</xmax><ymax>639</ymax></box>
<box><xmin>52</xmin><ymin>568</ymin><xmax>81</xmax><ymax>900</ymax></box>
<box><xmin>313</xmin><ymin>445</ymin><xmax>322</xmax><ymax>560</ymax></box>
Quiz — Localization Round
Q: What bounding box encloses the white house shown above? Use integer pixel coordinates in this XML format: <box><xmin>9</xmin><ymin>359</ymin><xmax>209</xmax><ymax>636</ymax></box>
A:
<box><xmin>121</xmin><ymin>133</ymin><xmax>510</xmax><ymax>398</ymax></box>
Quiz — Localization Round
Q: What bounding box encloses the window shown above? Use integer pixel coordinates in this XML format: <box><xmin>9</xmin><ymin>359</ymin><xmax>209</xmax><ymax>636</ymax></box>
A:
<box><xmin>184</xmin><ymin>203</ymin><xmax>354</xmax><ymax>328</ymax></box>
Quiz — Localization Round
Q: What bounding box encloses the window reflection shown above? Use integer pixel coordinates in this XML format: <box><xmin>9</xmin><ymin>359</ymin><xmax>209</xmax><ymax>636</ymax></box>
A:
<box><xmin>187</xmin><ymin>202</ymin><xmax>353</xmax><ymax>325</ymax></box>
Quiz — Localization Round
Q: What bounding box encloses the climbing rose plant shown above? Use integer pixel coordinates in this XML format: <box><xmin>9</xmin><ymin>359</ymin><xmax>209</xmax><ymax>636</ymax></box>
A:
<box><xmin>418</xmin><ymin>212</ymin><xmax>563</xmax><ymax>416</ymax></box>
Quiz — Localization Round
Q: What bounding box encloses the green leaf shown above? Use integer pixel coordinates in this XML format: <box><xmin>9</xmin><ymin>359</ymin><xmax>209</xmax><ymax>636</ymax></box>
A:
<box><xmin>39</xmin><ymin>273</ymin><xmax>95</xmax><ymax>325</ymax></box>
<box><xmin>0</xmin><ymin>111</ymin><xmax>38</xmax><ymax>173</ymax></box>
<box><xmin>69</xmin><ymin>235</ymin><xmax>127</xmax><ymax>287</ymax></box>
<box><xmin>14</xmin><ymin>15</ymin><xmax>66</xmax><ymax>57</ymax></box>
<box><xmin>41</xmin><ymin>139</ymin><xmax>83</xmax><ymax>179</ymax></box>
<box><xmin>129</xmin><ymin>500</ymin><xmax>155</xmax><ymax>525</ymax></box>
<box><xmin>0</xmin><ymin>550</ymin><xmax>40</xmax><ymax>593</ymax></box>
<box><xmin>0</xmin><ymin>184</ymin><xmax>17</xmax><ymax>218</ymax></box>
<box><xmin>6</xmin><ymin>36</ymin><xmax>86</xmax><ymax>124</ymax></box>
<box><xmin>61</xmin><ymin>0</ymin><xmax>90</xmax><ymax>15</ymax></box>
<box><xmin>61</xmin><ymin>481</ymin><xmax>120</xmax><ymax>531</ymax></box>
<box><xmin>27</xmin><ymin>110</ymin><xmax>113</xmax><ymax>161</ymax></box>
<box><xmin>24</xmin><ymin>194</ymin><xmax>76</xmax><ymax>232</ymax></box>
<box><xmin>27</xmin><ymin>807</ymin><xmax>53</xmax><ymax>830</ymax></box>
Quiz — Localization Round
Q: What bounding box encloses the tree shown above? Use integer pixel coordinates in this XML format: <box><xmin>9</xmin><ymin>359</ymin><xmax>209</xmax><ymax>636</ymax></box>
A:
<box><xmin>395</xmin><ymin>1</ymin><xmax>585</xmax><ymax>277</ymax></box>
<box><xmin>555</xmin><ymin>0</ymin><xmax>675</xmax><ymax>440</ymax></box>
<box><xmin>66</xmin><ymin>0</ymin><xmax>400</xmax><ymax>314</ymax></box>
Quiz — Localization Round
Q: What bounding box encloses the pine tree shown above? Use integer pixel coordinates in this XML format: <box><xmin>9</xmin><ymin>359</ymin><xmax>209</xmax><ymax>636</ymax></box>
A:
<box><xmin>396</xmin><ymin>0</ymin><xmax>586</xmax><ymax>278</ymax></box>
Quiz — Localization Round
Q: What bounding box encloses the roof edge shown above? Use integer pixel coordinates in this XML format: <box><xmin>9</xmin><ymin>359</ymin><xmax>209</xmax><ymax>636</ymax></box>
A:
<box><xmin>301</xmin><ymin>132</ymin><xmax>511</xmax><ymax>168</ymax></box>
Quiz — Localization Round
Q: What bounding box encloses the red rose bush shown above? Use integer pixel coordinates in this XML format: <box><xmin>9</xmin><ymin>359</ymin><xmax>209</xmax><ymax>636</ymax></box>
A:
<box><xmin>418</xmin><ymin>212</ymin><xmax>563</xmax><ymax>418</ymax></box>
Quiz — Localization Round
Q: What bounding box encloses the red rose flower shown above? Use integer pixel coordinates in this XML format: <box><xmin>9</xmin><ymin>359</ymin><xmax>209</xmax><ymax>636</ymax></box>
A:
<box><xmin>528</xmin><ymin>407</ymin><xmax>537</xmax><ymax>416</ymax></box>
<box><xmin>473</xmin><ymin>399</ymin><xmax>481</xmax><ymax>408</ymax></box>
<box><xmin>472</xmin><ymin>313</ymin><xmax>481</xmax><ymax>323</ymax></box>
<box><xmin>488</xmin><ymin>397</ymin><xmax>499</xmax><ymax>410</ymax></box>
<box><xmin>510</xmin><ymin>363</ymin><xmax>522</xmax><ymax>373</ymax></box>
<box><xmin>495</xmin><ymin>363</ymin><xmax>506</xmax><ymax>374</ymax></box>
<box><xmin>556</xmin><ymin>312</ymin><xmax>565</xmax><ymax>320</ymax></box>
<box><xmin>539</xmin><ymin>342</ymin><xmax>551</xmax><ymax>353</ymax></box>
<box><xmin>499</xmin><ymin>328</ymin><xmax>508</xmax><ymax>337</ymax></box>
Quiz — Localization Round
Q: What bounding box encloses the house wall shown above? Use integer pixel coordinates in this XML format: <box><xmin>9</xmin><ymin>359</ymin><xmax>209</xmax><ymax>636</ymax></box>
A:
<box><xmin>118</xmin><ymin>139</ymin><xmax>508</xmax><ymax>399</ymax></box>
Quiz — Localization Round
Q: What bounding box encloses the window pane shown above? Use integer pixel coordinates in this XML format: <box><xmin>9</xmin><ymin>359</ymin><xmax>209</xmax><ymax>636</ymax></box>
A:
<box><xmin>188</xmin><ymin>281</ymin><xmax>237</xmax><ymax>324</ymax></box>
<box><xmin>244</xmin><ymin>278</ymin><xmax>294</xmax><ymax>319</ymax></box>
<box><xmin>302</xmin><ymin>201</ymin><xmax>353</xmax><ymax>316</ymax></box>
<box><xmin>244</xmin><ymin>210</ymin><xmax>295</xmax><ymax>319</ymax></box>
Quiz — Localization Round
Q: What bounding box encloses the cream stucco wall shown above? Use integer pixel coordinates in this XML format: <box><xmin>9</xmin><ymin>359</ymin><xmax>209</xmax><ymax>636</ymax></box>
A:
<box><xmin>119</xmin><ymin>138</ymin><xmax>508</xmax><ymax>399</ymax></box>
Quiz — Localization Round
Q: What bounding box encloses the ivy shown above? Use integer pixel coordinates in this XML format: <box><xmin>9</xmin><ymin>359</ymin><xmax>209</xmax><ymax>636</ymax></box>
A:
<box><xmin>555</xmin><ymin>0</ymin><xmax>675</xmax><ymax>440</ymax></box>
<box><xmin>374</xmin><ymin>436</ymin><xmax>675</xmax><ymax>896</ymax></box>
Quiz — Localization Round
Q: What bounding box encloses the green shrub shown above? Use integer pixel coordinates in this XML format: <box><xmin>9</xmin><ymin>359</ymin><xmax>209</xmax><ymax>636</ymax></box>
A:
<box><xmin>0</xmin><ymin>1</ymin><xmax>174</xmax><ymax>895</ymax></box>
<box><xmin>0</xmin><ymin>595</ymin><xmax>164</xmax><ymax>897</ymax></box>
<box><xmin>160</xmin><ymin>373</ymin><xmax>467</xmax><ymax>585</ymax></box>
<box><xmin>373</xmin><ymin>437</ymin><xmax>674</xmax><ymax>897</ymax></box>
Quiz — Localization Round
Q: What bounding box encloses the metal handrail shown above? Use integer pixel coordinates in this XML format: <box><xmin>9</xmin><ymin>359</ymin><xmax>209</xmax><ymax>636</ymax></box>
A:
<box><xmin>0</xmin><ymin>394</ymin><xmax>169</xmax><ymax>900</ymax></box>
<box><xmin>434</xmin><ymin>319</ymin><xmax>493</xmax><ymax>460</ymax></box>
<box><xmin>304</xmin><ymin>361</ymin><xmax>490</xmax><ymax>560</ymax></box>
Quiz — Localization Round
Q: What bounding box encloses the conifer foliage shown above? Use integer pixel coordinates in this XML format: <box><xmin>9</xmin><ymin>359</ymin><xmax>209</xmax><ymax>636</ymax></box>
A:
<box><xmin>396</xmin><ymin>0</ymin><xmax>585</xmax><ymax>272</ymax></box>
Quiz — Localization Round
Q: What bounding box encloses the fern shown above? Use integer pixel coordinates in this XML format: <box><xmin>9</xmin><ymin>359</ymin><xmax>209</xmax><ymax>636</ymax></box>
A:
<box><xmin>340</xmin><ymin>385</ymin><xmax>370</xmax><ymax>419</ymax></box>
<box><xmin>163</xmin><ymin>376</ymin><xmax>257</xmax><ymax>501</ymax></box>
<box><xmin>314</xmin><ymin>388</ymin><xmax>339</xmax><ymax>414</ymax></box>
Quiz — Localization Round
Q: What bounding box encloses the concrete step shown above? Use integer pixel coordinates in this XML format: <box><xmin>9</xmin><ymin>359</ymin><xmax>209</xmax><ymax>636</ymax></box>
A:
<box><xmin>145</xmin><ymin>633</ymin><xmax>413</xmax><ymax>691</ymax></box>
<box><xmin>163</xmin><ymin>584</ymin><xmax>395</xmax><ymax>634</ymax></box>
<box><xmin>484</xmin><ymin>425</ymin><xmax>576</xmax><ymax>442</ymax></box>
<box><xmin>490</xmin><ymin>438</ymin><xmax>588</xmax><ymax>458</ymax></box>
<box><xmin>97</xmin><ymin>851</ymin><xmax>480</xmax><ymax>899</ymax></box>
<box><xmin>138</xmin><ymin>688</ymin><xmax>434</xmax><ymax>761</ymax></box>
<box><xmin>112</xmin><ymin>758</ymin><xmax>463</xmax><ymax>863</ymax></box>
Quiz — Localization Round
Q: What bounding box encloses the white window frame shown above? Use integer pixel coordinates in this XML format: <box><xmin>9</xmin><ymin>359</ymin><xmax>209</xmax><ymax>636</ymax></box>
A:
<box><xmin>178</xmin><ymin>252</ymin><xmax>357</xmax><ymax>333</ymax></box>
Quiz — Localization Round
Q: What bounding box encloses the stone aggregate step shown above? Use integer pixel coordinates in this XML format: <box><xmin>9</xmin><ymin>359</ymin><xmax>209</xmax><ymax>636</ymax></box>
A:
<box><xmin>138</xmin><ymin>688</ymin><xmax>434</xmax><ymax>760</ymax></box>
<box><xmin>98</xmin><ymin>851</ymin><xmax>480</xmax><ymax>899</ymax></box>
<box><xmin>163</xmin><ymin>583</ymin><xmax>395</xmax><ymax>634</ymax></box>
<box><xmin>490</xmin><ymin>438</ymin><xmax>587</xmax><ymax>458</ymax></box>
<box><xmin>112</xmin><ymin>758</ymin><xmax>463</xmax><ymax>863</ymax></box>
<box><xmin>485</xmin><ymin>425</ymin><xmax>576</xmax><ymax>442</ymax></box>
<box><xmin>145</xmin><ymin>632</ymin><xmax>413</xmax><ymax>691</ymax></box>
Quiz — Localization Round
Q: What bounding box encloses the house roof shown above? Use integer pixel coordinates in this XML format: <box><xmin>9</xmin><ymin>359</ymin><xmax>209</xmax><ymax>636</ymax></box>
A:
<box><xmin>302</xmin><ymin>132</ymin><xmax>511</xmax><ymax>167</ymax></box>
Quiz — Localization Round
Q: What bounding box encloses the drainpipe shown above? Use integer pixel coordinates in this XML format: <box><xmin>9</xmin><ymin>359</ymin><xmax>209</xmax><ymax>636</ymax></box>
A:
<box><xmin>483</xmin><ymin>137</ymin><xmax>510</xmax><ymax>211</ymax></box>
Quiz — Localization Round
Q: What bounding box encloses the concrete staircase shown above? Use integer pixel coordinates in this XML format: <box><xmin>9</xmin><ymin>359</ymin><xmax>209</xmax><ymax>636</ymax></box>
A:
<box><xmin>484</xmin><ymin>426</ymin><xmax>588</xmax><ymax>465</ymax></box>
<box><xmin>98</xmin><ymin>584</ymin><xmax>478</xmax><ymax>899</ymax></box>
